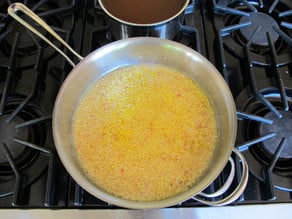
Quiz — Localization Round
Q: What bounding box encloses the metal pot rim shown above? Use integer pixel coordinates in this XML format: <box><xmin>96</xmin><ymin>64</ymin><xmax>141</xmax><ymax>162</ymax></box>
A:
<box><xmin>98</xmin><ymin>0</ymin><xmax>190</xmax><ymax>27</ymax></box>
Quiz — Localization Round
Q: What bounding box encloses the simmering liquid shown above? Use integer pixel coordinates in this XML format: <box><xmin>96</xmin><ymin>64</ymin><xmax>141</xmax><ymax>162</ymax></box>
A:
<box><xmin>73</xmin><ymin>64</ymin><xmax>217</xmax><ymax>202</ymax></box>
<box><xmin>100</xmin><ymin>0</ymin><xmax>187</xmax><ymax>24</ymax></box>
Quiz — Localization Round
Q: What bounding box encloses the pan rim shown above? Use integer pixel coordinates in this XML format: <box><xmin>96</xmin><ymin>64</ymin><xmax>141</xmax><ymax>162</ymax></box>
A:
<box><xmin>52</xmin><ymin>37</ymin><xmax>237</xmax><ymax>209</ymax></box>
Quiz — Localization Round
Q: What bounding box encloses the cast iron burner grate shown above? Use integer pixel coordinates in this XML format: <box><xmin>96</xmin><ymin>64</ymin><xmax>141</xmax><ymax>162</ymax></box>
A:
<box><xmin>236</xmin><ymin>88</ymin><xmax>292</xmax><ymax>195</ymax></box>
<box><xmin>0</xmin><ymin>52</ymin><xmax>56</xmax><ymax>207</ymax></box>
<box><xmin>205</xmin><ymin>0</ymin><xmax>292</xmax><ymax>203</ymax></box>
<box><xmin>259</xmin><ymin>110</ymin><xmax>292</xmax><ymax>160</ymax></box>
<box><xmin>0</xmin><ymin>104</ymin><xmax>41</xmax><ymax>175</ymax></box>
<box><xmin>0</xmin><ymin>29</ymin><xmax>58</xmax><ymax>206</ymax></box>
<box><xmin>212</xmin><ymin>0</ymin><xmax>292</xmax><ymax>64</ymax></box>
<box><xmin>1</xmin><ymin>0</ymin><xmax>291</xmax><ymax>209</ymax></box>
<box><xmin>0</xmin><ymin>0</ymin><xmax>83</xmax><ymax>208</ymax></box>
<box><xmin>0</xmin><ymin>0</ymin><xmax>76</xmax><ymax>68</ymax></box>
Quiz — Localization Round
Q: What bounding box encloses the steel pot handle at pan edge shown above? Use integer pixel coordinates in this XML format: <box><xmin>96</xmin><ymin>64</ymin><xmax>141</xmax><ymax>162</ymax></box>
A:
<box><xmin>7</xmin><ymin>2</ymin><xmax>83</xmax><ymax>67</ymax></box>
<box><xmin>192</xmin><ymin>148</ymin><xmax>249</xmax><ymax>206</ymax></box>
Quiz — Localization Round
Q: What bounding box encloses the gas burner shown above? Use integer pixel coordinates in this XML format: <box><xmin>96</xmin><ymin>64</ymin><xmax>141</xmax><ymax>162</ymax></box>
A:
<box><xmin>0</xmin><ymin>100</ymin><xmax>42</xmax><ymax>175</ymax></box>
<box><xmin>2</xmin><ymin>10</ymin><xmax>63</xmax><ymax>57</ymax></box>
<box><xmin>213</xmin><ymin>0</ymin><xmax>292</xmax><ymax>65</ymax></box>
<box><xmin>3</xmin><ymin>20</ymin><xmax>47</xmax><ymax>57</ymax></box>
<box><xmin>0</xmin><ymin>1</ymin><xmax>74</xmax><ymax>68</ymax></box>
<box><xmin>0</xmin><ymin>115</ymin><xmax>30</xmax><ymax>169</ymax></box>
<box><xmin>259</xmin><ymin>110</ymin><xmax>292</xmax><ymax>159</ymax></box>
<box><xmin>239</xmin><ymin>12</ymin><xmax>280</xmax><ymax>46</ymax></box>
<box><xmin>0</xmin><ymin>94</ymin><xmax>53</xmax><ymax>197</ymax></box>
<box><xmin>236</xmin><ymin>87</ymin><xmax>292</xmax><ymax>191</ymax></box>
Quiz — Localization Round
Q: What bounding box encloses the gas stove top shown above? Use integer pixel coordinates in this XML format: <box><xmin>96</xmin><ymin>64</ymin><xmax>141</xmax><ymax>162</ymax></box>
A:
<box><xmin>0</xmin><ymin>0</ymin><xmax>291</xmax><ymax>208</ymax></box>
<box><xmin>202</xmin><ymin>0</ymin><xmax>292</xmax><ymax>203</ymax></box>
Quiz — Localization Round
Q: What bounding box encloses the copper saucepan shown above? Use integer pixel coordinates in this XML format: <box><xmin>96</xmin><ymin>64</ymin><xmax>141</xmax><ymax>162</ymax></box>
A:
<box><xmin>8</xmin><ymin>3</ymin><xmax>248</xmax><ymax>209</ymax></box>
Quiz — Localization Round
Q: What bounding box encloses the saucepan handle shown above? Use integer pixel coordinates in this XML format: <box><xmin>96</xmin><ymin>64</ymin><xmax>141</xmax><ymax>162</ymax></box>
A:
<box><xmin>7</xmin><ymin>3</ymin><xmax>84</xmax><ymax>67</ymax></box>
<box><xmin>192</xmin><ymin>148</ymin><xmax>249</xmax><ymax>206</ymax></box>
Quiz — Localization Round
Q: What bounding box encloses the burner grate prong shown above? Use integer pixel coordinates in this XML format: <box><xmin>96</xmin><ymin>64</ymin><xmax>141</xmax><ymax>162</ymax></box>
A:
<box><xmin>13</xmin><ymin>137</ymin><xmax>52</xmax><ymax>154</ymax></box>
<box><xmin>44</xmin><ymin>153</ymin><xmax>56</xmax><ymax>207</ymax></box>
<box><xmin>37</xmin><ymin>5</ymin><xmax>74</xmax><ymax>18</ymax></box>
<box><xmin>216</xmin><ymin>22</ymin><xmax>252</xmax><ymax>82</ymax></box>
<box><xmin>280</xmin><ymin>22</ymin><xmax>292</xmax><ymax>29</ymax></box>
<box><xmin>236</xmin><ymin>111</ymin><xmax>273</xmax><ymax>124</ymax></box>
<box><xmin>0</xmin><ymin>33</ymin><xmax>19</xmax><ymax>115</ymax></box>
<box><xmin>216</xmin><ymin>31</ymin><xmax>228</xmax><ymax>81</ymax></box>
<box><xmin>15</xmin><ymin>115</ymin><xmax>52</xmax><ymax>129</ymax></box>
<box><xmin>268</xmin><ymin>137</ymin><xmax>287</xmax><ymax>171</ymax></box>
<box><xmin>5</xmin><ymin>47</ymin><xmax>45</xmax><ymax>123</ymax></box>
<box><xmin>244</xmin><ymin>40</ymin><xmax>283</xmax><ymax>119</ymax></box>
<box><xmin>254</xmin><ymin>91</ymin><xmax>283</xmax><ymax>118</ymax></box>
<box><xmin>272</xmin><ymin>26</ymin><xmax>292</xmax><ymax>47</ymax></box>
<box><xmin>258</xmin><ymin>0</ymin><xmax>264</xmax><ymax>8</ymax></box>
<box><xmin>74</xmin><ymin>184</ymin><xmax>84</xmax><ymax>207</ymax></box>
<box><xmin>220</xmin><ymin>22</ymin><xmax>251</xmax><ymax>37</ymax></box>
<box><xmin>278</xmin><ymin>10</ymin><xmax>292</xmax><ymax>17</ymax></box>
<box><xmin>0</xmin><ymin>143</ymin><xmax>27</xmax><ymax>206</ymax></box>
<box><xmin>268</xmin><ymin>0</ymin><xmax>280</xmax><ymax>14</ymax></box>
<box><xmin>213</xmin><ymin>5</ymin><xmax>250</xmax><ymax>17</ymax></box>
<box><xmin>261</xmin><ymin>169</ymin><xmax>275</xmax><ymax>200</ymax></box>
<box><xmin>236</xmin><ymin>133</ymin><xmax>276</xmax><ymax>152</ymax></box>
<box><xmin>13</xmin><ymin>137</ymin><xmax>57</xmax><ymax>207</ymax></box>
<box><xmin>0</xmin><ymin>70</ymin><xmax>12</xmax><ymax>116</ymax></box>
<box><xmin>30</xmin><ymin>0</ymin><xmax>51</xmax><ymax>12</ymax></box>
<box><xmin>179</xmin><ymin>24</ymin><xmax>200</xmax><ymax>52</ymax></box>
<box><xmin>0</xmin><ymin>143</ymin><xmax>20</xmax><ymax>176</ymax></box>
<box><xmin>239</xmin><ymin>0</ymin><xmax>257</xmax><ymax>12</ymax></box>
<box><xmin>261</xmin><ymin>138</ymin><xmax>287</xmax><ymax>200</ymax></box>
<box><xmin>0</xmin><ymin>27</ymin><xmax>11</xmax><ymax>42</ymax></box>
<box><xmin>267</xmin><ymin>31</ymin><xmax>289</xmax><ymax>111</ymax></box>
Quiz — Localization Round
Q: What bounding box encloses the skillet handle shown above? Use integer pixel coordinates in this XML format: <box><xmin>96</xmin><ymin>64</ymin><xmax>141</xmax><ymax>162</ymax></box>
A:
<box><xmin>7</xmin><ymin>3</ymin><xmax>84</xmax><ymax>67</ymax></box>
<box><xmin>192</xmin><ymin>148</ymin><xmax>249</xmax><ymax>206</ymax></box>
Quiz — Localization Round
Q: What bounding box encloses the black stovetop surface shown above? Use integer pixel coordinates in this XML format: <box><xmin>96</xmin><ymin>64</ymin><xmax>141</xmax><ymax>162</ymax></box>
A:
<box><xmin>0</xmin><ymin>0</ymin><xmax>291</xmax><ymax>208</ymax></box>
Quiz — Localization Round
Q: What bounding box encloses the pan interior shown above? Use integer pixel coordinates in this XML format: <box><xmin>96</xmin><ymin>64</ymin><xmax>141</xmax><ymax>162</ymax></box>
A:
<box><xmin>52</xmin><ymin>37</ymin><xmax>236</xmax><ymax>209</ymax></box>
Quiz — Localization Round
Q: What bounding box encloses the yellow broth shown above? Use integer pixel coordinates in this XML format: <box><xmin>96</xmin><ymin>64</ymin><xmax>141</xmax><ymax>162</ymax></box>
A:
<box><xmin>72</xmin><ymin>64</ymin><xmax>217</xmax><ymax>201</ymax></box>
